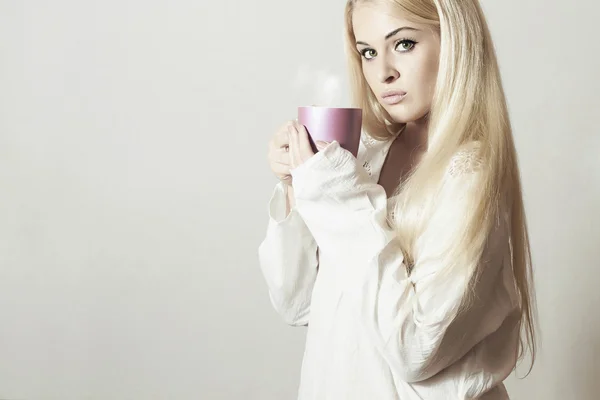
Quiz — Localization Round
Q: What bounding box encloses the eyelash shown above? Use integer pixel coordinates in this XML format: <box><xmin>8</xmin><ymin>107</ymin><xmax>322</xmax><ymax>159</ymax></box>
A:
<box><xmin>359</xmin><ymin>38</ymin><xmax>418</xmax><ymax>61</ymax></box>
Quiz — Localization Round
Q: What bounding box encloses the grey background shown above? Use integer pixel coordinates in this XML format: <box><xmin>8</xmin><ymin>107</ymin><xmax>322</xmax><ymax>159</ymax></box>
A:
<box><xmin>1</xmin><ymin>0</ymin><xmax>599</xmax><ymax>399</ymax></box>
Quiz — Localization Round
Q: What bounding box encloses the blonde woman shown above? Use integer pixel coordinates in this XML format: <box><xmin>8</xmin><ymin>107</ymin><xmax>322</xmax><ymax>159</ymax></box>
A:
<box><xmin>258</xmin><ymin>0</ymin><xmax>536</xmax><ymax>398</ymax></box>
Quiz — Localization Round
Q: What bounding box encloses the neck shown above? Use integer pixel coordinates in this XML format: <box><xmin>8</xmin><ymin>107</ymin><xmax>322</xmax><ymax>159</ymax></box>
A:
<box><xmin>399</xmin><ymin>116</ymin><xmax>429</xmax><ymax>151</ymax></box>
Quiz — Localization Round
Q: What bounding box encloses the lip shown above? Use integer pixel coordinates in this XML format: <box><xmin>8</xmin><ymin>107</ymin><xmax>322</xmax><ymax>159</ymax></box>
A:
<box><xmin>381</xmin><ymin>90</ymin><xmax>407</xmax><ymax>105</ymax></box>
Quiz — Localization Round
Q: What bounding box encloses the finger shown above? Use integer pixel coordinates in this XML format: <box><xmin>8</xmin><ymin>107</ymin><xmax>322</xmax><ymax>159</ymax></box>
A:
<box><xmin>270</xmin><ymin>148</ymin><xmax>290</xmax><ymax>165</ymax></box>
<box><xmin>269</xmin><ymin>139</ymin><xmax>287</xmax><ymax>153</ymax></box>
<box><xmin>288</xmin><ymin>123</ymin><xmax>301</xmax><ymax>169</ymax></box>
<box><xmin>272</xmin><ymin>163</ymin><xmax>291</xmax><ymax>177</ymax></box>
<box><xmin>315</xmin><ymin>140</ymin><xmax>331</xmax><ymax>151</ymax></box>
<box><xmin>268</xmin><ymin>141</ymin><xmax>289</xmax><ymax>159</ymax></box>
<box><xmin>294</xmin><ymin>121</ymin><xmax>315</xmax><ymax>158</ymax></box>
<box><xmin>273</xmin><ymin>121</ymin><xmax>294</xmax><ymax>149</ymax></box>
<box><xmin>280</xmin><ymin>174</ymin><xmax>293</xmax><ymax>184</ymax></box>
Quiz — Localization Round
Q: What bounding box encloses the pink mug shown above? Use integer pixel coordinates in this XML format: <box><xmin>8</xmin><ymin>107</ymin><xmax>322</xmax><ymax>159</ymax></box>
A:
<box><xmin>298</xmin><ymin>106</ymin><xmax>362</xmax><ymax>157</ymax></box>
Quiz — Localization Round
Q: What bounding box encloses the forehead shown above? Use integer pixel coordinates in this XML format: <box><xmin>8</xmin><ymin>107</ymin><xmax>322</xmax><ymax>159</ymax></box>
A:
<box><xmin>352</xmin><ymin>4</ymin><xmax>419</xmax><ymax>42</ymax></box>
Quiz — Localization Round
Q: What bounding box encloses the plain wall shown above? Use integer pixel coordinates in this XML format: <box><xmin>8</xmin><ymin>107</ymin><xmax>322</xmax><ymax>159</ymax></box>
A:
<box><xmin>0</xmin><ymin>0</ymin><xmax>598</xmax><ymax>399</ymax></box>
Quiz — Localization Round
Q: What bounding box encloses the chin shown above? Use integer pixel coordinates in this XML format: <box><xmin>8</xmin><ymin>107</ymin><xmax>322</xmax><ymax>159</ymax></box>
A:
<box><xmin>387</xmin><ymin>110</ymin><xmax>416</xmax><ymax>124</ymax></box>
<box><xmin>387</xmin><ymin>107</ymin><xmax>428</xmax><ymax>125</ymax></box>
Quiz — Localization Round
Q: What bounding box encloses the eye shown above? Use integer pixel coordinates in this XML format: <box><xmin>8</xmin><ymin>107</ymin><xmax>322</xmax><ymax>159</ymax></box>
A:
<box><xmin>360</xmin><ymin>48</ymin><xmax>377</xmax><ymax>60</ymax></box>
<box><xmin>395</xmin><ymin>39</ymin><xmax>417</xmax><ymax>52</ymax></box>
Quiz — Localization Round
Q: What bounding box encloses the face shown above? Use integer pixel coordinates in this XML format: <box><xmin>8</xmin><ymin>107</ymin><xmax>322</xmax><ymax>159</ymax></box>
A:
<box><xmin>352</xmin><ymin>3</ymin><xmax>440</xmax><ymax>124</ymax></box>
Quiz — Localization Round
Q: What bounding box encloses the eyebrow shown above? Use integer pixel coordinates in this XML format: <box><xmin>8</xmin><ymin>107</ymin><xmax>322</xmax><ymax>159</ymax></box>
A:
<box><xmin>356</xmin><ymin>26</ymin><xmax>419</xmax><ymax>46</ymax></box>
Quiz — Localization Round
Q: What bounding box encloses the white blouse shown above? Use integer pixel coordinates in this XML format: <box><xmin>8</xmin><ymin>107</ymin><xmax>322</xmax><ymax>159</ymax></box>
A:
<box><xmin>258</xmin><ymin>133</ymin><xmax>521</xmax><ymax>399</ymax></box>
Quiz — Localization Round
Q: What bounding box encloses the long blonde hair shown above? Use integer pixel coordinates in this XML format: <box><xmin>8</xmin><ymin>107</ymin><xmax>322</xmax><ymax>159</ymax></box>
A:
<box><xmin>344</xmin><ymin>0</ymin><xmax>537</xmax><ymax>374</ymax></box>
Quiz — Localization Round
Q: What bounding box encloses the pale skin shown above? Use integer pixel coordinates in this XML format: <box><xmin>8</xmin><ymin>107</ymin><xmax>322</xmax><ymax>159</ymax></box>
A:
<box><xmin>267</xmin><ymin>3</ymin><xmax>441</xmax><ymax>211</ymax></box>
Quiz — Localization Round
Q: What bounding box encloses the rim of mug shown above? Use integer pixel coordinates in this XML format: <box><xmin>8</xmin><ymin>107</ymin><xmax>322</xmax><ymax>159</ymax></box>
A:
<box><xmin>298</xmin><ymin>105</ymin><xmax>362</xmax><ymax>111</ymax></box>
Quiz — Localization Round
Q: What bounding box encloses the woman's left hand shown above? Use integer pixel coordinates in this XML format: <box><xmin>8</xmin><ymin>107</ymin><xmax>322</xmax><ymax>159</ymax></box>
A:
<box><xmin>288</xmin><ymin>120</ymin><xmax>330</xmax><ymax>169</ymax></box>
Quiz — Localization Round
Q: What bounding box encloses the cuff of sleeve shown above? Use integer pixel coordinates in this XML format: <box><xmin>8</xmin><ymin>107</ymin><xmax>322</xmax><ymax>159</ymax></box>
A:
<box><xmin>268</xmin><ymin>182</ymin><xmax>296</xmax><ymax>224</ymax></box>
<box><xmin>290</xmin><ymin>141</ymin><xmax>356</xmax><ymax>200</ymax></box>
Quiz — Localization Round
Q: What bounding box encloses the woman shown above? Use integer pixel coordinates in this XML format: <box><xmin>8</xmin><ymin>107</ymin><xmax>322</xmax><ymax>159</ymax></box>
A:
<box><xmin>258</xmin><ymin>0</ymin><xmax>536</xmax><ymax>398</ymax></box>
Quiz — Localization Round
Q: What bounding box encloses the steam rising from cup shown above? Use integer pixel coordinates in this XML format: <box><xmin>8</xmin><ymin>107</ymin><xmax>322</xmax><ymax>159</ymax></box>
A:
<box><xmin>293</xmin><ymin>65</ymin><xmax>342</xmax><ymax>107</ymax></box>
<box><xmin>293</xmin><ymin>65</ymin><xmax>362</xmax><ymax>157</ymax></box>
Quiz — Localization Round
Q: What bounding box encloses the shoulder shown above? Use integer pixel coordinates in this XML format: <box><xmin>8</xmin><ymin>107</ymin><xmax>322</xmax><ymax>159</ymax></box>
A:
<box><xmin>446</xmin><ymin>141</ymin><xmax>484</xmax><ymax>178</ymax></box>
<box><xmin>435</xmin><ymin>141</ymin><xmax>488</xmax><ymax>207</ymax></box>
<box><xmin>442</xmin><ymin>141</ymin><xmax>509</xmax><ymax>231</ymax></box>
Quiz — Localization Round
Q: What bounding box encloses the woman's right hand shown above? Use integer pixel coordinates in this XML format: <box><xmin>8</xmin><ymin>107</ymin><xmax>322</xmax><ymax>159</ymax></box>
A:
<box><xmin>268</xmin><ymin>121</ymin><xmax>295</xmax><ymax>185</ymax></box>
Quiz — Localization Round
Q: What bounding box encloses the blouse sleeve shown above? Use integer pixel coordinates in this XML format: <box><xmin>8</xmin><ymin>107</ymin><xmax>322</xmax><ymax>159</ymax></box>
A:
<box><xmin>290</xmin><ymin>142</ymin><xmax>520</xmax><ymax>382</ymax></box>
<box><xmin>258</xmin><ymin>182</ymin><xmax>319</xmax><ymax>326</ymax></box>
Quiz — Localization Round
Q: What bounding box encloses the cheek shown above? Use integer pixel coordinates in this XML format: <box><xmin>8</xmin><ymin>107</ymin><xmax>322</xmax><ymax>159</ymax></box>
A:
<box><xmin>361</xmin><ymin>65</ymin><xmax>377</xmax><ymax>91</ymax></box>
<box><xmin>408</xmin><ymin>56</ymin><xmax>438</xmax><ymax>101</ymax></box>
<box><xmin>422</xmin><ymin>49</ymin><xmax>440</xmax><ymax>93</ymax></box>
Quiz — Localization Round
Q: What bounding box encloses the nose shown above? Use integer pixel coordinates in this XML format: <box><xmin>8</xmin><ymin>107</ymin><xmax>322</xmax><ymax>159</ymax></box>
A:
<box><xmin>378</xmin><ymin>57</ymin><xmax>399</xmax><ymax>84</ymax></box>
